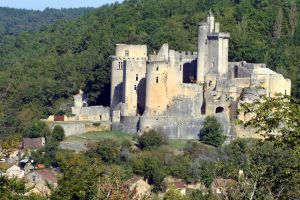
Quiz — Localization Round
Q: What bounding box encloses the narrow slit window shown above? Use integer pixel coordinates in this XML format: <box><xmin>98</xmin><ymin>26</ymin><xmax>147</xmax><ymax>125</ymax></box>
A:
<box><xmin>136</xmin><ymin>74</ymin><xmax>138</xmax><ymax>81</ymax></box>
<box><xmin>118</xmin><ymin>62</ymin><xmax>123</xmax><ymax>70</ymax></box>
<box><xmin>156</xmin><ymin>66</ymin><xmax>159</xmax><ymax>71</ymax></box>
<box><xmin>156</xmin><ymin>77</ymin><xmax>159</xmax><ymax>83</ymax></box>
<box><xmin>134</xmin><ymin>85</ymin><xmax>137</xmax><ymax>90</ymax></box>
<box><xmin>180</xmin><ymin>65</ymin><xmax>182</xmax><ymax>71</ymax></box>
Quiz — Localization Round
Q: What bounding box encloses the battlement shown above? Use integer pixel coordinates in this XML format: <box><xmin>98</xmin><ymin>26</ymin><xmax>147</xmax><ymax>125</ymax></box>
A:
<box><xmin>111</xmin><ymin>56</ymin><xmax>147</xmax><ymax>61</ymax></box>
<box><xmin>179</xmin><ymin>51</ymin><xmax>198</xmax><ymax>60</ymax></box>
<box><xmin>207</xmin><ymin>32</ymin><xmax>230</xmax><ymax>39</ymax></box>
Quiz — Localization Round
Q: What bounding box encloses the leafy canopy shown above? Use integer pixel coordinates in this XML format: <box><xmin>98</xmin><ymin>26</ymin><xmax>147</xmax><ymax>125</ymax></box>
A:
<box><xmin>199</xmin><ymin>116</ymin><xmax>226</xmax><ymax>147</ymax></box>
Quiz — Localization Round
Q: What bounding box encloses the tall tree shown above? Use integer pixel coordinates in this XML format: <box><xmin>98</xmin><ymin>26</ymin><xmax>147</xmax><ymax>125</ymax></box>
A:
<box><xmin>289</xmin><ymin>3</ymin><xmax>298</xmax><ymax>37</ymax></box>
<box><xmin>273</xmin><ymin>8</ymin><xmax>283</xmax><ymax>39</ymax></box>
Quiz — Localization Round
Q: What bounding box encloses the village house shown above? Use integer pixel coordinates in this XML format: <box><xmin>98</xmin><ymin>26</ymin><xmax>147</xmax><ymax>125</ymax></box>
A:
<box><xmin>25</xmin><ymin>168</ymin><xmax>58</xmax><ymax>196</ymax></box>
<box><xmin>5</xmin><ymin>164</ymin><xmax>24</xmax><ymax>179</ymax></box>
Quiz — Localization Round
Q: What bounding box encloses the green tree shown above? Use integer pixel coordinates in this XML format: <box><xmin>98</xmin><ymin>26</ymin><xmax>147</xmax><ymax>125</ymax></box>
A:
<box><xmin>24</xmin><ymin>120</ymin><xmax>50</xmax><ymax>138</ymax></box>
<box><xmin>163</xmin><ymin>187</ymin><xmax>187</xmax><ymax>200</ymax></box>
<box><xmin>87</xmin><ymin>139</ymin><xmax>120</xmax><ymax>163</ymax></box>
<box><xmin>240</xmin><ymin>94</ymin><xmax>300</xmax><ymax>153</ymax></box>
<box><xmin>51</xmin><ymin>152</ymin><xmax>103</xmax><ymax>200</ymax></box>
<box><xmin>0</xmin><ymin>176</ymin><xmax>44</xmax><ymax>200</ymax></box>
<box><xmin>138</xmin><ymin>130</ymin><xmax>167</xmax><ymax>149</ymax></box>
<box><xmin>199</xmin><ymin>116</ymin><xmax>226</xmax><ymax>147</ymax></box>
<box><xmin>31</xmin><ymin>139</ymin><xmax>59</xmax><ymax>167</ymax></box>
<box><xmin>52</xmin><ymin>125</ymin><xmax>65</xmax><ymax>141</ymax></box>
<box><xmin>131</xmin><ymin>150</ymin><xmax>167</xmax><ymax>191</ymax></box>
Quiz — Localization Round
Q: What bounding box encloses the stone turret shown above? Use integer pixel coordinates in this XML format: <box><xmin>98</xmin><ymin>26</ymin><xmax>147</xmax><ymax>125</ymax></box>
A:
<box><xmin>197</xmin><ymin>11</ymin><xmax>230</xmax><ymax>82</ymax></box>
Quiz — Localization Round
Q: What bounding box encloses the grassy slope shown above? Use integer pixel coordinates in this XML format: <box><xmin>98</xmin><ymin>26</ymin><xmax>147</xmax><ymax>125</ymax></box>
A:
<box><xmin>63</xmin><ymin>131</ymin><xmax>190</xmax><ymax>151</ymax></box>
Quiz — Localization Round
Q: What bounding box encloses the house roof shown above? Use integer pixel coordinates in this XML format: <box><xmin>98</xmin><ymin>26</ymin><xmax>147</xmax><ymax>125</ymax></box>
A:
<box><xmin>36</xmin><ymin>169</ymin><xmax>57</xmax><ymax>184</ymax></box>
<box><xmin>164</xmin><ymin>176</ymin><xmax>187</xmax><ymax>189</ymax></box>
<box><xmin>36</xmin><ymin>164</ymin><xmax>45</xmax><ymax>169</ymax></box>
<box><xmin>172</xmin><ymin>181</ymin><xmax>186</xmax><ymax>189</ymax></box>
<box><xmin>23</xmin><ymin>138</ymin><xmax>44</xmax><ymax>149</ymax></box>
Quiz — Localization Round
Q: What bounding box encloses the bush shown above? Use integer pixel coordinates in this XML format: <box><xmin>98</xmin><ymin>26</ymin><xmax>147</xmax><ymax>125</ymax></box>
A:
<box><xmin>24</xmin><ymin>120</ymin><xmax>50</xmax><ymax>138</ymax></box>
<box><xmin>138</xmin><ymin>130</ymin><xmax>167</xmax><ymax>149</ymax></box>
<box><xmin>52</xmin><ymin>125</ymin><xmax>65</xmax><ymax>141</ymax></box>
<box><xmin>87</xmin><ymin>139</ymin><xmax>120</xmax><ymax>163</ymax></box>
<box><xmin>199</xmin><ymin>116</ymin><xmax>226</xmax><ymax>147</ymax></box>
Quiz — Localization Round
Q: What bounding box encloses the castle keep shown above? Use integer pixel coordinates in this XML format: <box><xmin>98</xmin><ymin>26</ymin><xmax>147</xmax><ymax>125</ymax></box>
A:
<box><xmin>46</xmin><ymin>12</ymin><xmax>291</xmax><ymax>140</ymax></box>
<box><xmin>109</xmin><ymin>11</ymin><xmax>291</xmax><ymax>139</ymax></box>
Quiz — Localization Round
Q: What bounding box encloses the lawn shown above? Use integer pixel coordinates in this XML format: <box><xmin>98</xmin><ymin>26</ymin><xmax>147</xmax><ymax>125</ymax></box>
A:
<box><xmin>63</xmin><ymin>131</ymin><xmax>134</xmax><ymax>145</ymax></box>
<box><xmin>64</xmin><ymin>131</ymin><xmax>195</xmax><ymax>151</ymax></box>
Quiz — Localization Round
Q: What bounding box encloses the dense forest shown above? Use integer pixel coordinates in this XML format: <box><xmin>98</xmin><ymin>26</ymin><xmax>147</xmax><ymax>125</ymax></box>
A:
<box><xmin>0</xmin><ymin>0</ymin><xmax>299</xmax><ymax>136</ymax></box>
<box><xmin>0</xmin><ymin>7</ymin><xmax>94</xmax><ymax>35</ymax></box>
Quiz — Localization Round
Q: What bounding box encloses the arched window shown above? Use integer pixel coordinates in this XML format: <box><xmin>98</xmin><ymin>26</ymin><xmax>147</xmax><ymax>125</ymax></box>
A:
<box><xmin>216</xmin><ymin>107</ymin><xmax>224</xmax><ymax>113</ymax></box>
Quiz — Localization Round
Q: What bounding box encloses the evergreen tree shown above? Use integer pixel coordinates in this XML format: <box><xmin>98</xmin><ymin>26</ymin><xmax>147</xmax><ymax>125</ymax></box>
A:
<box><xmin>199</xmin><ymin>116</ymin><xmax>226</xmax><ymax>147</ymax></box>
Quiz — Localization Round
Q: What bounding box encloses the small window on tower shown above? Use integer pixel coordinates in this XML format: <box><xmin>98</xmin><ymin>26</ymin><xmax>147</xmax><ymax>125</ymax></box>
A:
<box><xmin>156</xmin><ymin>77</ymin><xmax>159</xmax><ymax>83</ymax></box>
<box><xmin>180</xmin><ymin>65</ymin><xmax>182</xmax><ymax>71</ymax></box>
<box><xmin>136</xmin><ymin>74</ymin><xmax>138</xmax><ymax>81</ymax></box>
<box><xmin>205</xmin><ymin>39</ymin><xmax>208</xmax><ymax>45</ymax></box>
<box><xmin>118</xmin><ymin>62</ymin><xmax>123</xmax><ymax>70</ymax></box>
<box><xmin>134</xmin><ymin>85</ymin><xmax>137</xmax><ymax>90</ymax></box>
<box><xmin>125</xmin><ymin>50</ymin><xmax>129</xmax><ymax>57</ymax></box>
<box><xmin>156</xmin><ymin>66</ymin><xmax>159</xmax><ymax>71</ymax></box>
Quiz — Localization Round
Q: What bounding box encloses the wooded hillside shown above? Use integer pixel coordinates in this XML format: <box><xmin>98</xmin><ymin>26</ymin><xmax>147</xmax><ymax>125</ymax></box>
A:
<box><xmin>0</xmin><ymin>0</ymin><xmax>299</xmax><ymax>136</ymax></box>
<box><xmin>0</xmin><ymin>7</ymin><xmax>94</xmax><ymax>35</ymax></box>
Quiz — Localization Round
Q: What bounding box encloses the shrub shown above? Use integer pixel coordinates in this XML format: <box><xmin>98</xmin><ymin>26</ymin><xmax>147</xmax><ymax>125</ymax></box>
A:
<box><xmin>138</xmin><ymin>130</ymin><xmax>167</xmax><ymax>149</ymax></box>
<box><xmin>87</xmin><ymin>139</ymin><xmax>120</xmax><ymax>163</ymax></box>
<box><xmin>121</xmin><ymin>139</ymin><xmax>132</xmax><ymax>148</ymax></box>
<box><xmin>24</xmin><ymin>120</ymin><xmax>50</xmax><ymax>138</ymax></box>
<box><xmin>52</xmin><ymin>125</ymin><xmax>65</xmax><ymax>141</ymax></box>
<box><xmin>199</xmin><ymin>116</ymin><xmax>226</xmax><ymax>147</ymax></box>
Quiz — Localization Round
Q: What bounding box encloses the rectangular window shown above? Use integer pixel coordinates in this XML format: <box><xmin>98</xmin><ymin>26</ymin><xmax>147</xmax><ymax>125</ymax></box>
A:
<box><xmin>125</xmin><ymin>50</ymin><xmax>129</xmax><ymax>57</ymax></box>
<box><xmin>180</xmin><ymin>65</ymin><xmax>182</xmax><ymax>71</ymax></box>
<box><xmin>134</xmin><ymin>85</ymin><xmax>137</xmax><ymax>90</ymax></box>
<box><xmin>156</xmin><ymin>77</ymin><xmax>158</xmax><ymax>83</ymax></box>
<box><xmin>118</xmin><ymin>62</ymin><xmax>123</xmax><ymax>70</ymax></box>
<box><xmin>156</xmin><ymin>66</ymin><xmax>159</xmax><ymax>71</ymax></box>
<box><xmin>136</xmin><ymin>74</ymin><xmax>138</xmax><ymax>81</ymax></box>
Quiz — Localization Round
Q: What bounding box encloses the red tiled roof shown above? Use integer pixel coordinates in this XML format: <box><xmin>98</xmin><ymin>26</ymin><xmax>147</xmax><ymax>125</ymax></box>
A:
<box><xmin>36</xmin><ymin>169</ymin><xmax>57</xmax><ymax>184</ymax></box>
<box><xmin>23</xmin><ymin>138</ymin><xmax>44</xmax><ymax>149</ymax></box>
<box><xmin>173</xmin><ymin>181</ymin><xmax>186</xmax><ymax>189</ymax></box>
<box><xmin>36</xmin><ymin>164</ymin><xmax>45</xmax><ymax>169</ymax></box>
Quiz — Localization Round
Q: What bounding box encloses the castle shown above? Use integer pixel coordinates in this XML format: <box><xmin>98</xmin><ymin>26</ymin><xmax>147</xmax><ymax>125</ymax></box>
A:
<box><xmin>47</xmin><ymin>12</ymin><xmax>291</xmax><ymax>140</ymax></box>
